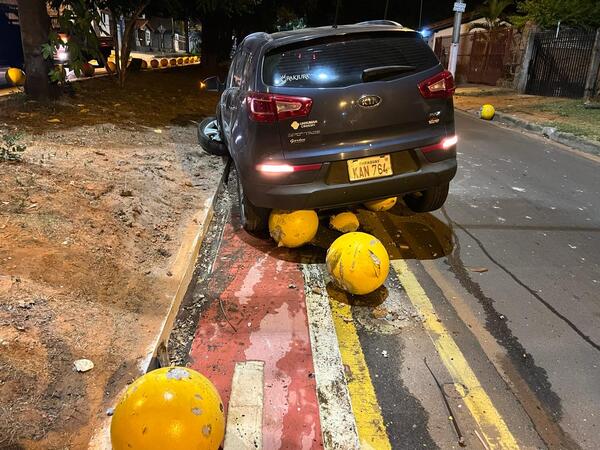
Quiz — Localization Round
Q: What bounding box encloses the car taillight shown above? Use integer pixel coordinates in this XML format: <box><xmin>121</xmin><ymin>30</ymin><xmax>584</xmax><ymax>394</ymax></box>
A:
<box><xmin>256</xmin><ymin>162</ymin><xmax>322</xmax><ymax>173</ymax></box>
<box><xmin>421</xmin><ymin>135</ymin><xmax>458</xmax><ymax>153</ymax></box>
<box><xmin>247</xmin><ymin>92</ymin><xmax>312</xmax><ymax>122</ymax></box>
<box><xmin>418</xmin><ymin>70</ymin><xmax>455</xmax><ymax>99</ymax></box>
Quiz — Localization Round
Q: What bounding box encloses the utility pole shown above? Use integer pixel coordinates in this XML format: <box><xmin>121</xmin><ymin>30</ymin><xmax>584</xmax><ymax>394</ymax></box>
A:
<box><xmin>384</xmin><ymin>0</ymin><xmax>389</xmax><ymax>19</ymax></box>
<box><xmin>448</xmin><ymin>0</ymin><xmax>466</xmax><ymax>77</ymax></box>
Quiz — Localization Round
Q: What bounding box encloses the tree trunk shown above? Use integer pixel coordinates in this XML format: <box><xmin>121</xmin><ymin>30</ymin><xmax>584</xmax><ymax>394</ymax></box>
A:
<box><xmin>109</xmin><ymin>11</ymin><xmax>120</xmax><ymax>74</ymax></box>
<box><xmin>119</xmin><ymin>17</ymin><xmax>137</xmax><ymax>86</ymax></box>
<box><xmin>184</xmin><ymin>19</ymin><xmax>190</xmax><ymax>53</ymax></box>
<box><xmin>17</xmin><ymin>0</ymin><xmax>57</xmax><ymax>100</ymax></box>
<box><xmin>201</xmin><ymin>12</ymin><xmax>232</xmax><ymax>72</ymax></box>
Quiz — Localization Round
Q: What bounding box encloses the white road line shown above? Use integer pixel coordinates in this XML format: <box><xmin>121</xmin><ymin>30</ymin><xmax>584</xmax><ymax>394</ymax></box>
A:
<box><xmin>301</xmin><ymin>264</ymin><xmax>360</xmax><ymax>450</ymax></box>
<box><xmin>223</xmin><ymin>361</ymin><xmax>265</xmax><ymax>450</ymax></box>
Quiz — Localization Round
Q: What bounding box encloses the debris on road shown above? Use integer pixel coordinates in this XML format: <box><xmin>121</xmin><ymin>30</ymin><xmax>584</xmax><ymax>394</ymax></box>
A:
<box><xmin>424</xmin><ymin>357</ymin><xmax>466</xmax><ymax>447</ymax></box>
<box><xmin>326</xmin><ymin>232</ymin><xmax>390</xmax><ymax>295</ymax></box>
<box><xmin>468</xmin><ymin>267</ymin><xmax>489</xmax><ymax>273</ymax></box>
<box><xmin>329</xmin><ymin>211</ymin><xmax>360</xmax><ymax>233</ymax></box>
<box><xmin>73</xmin><ymin>359</ymin><xmax>94</xmax><ymax>373</ymax></box>
<box><xmin>269</xmin><ymin>209</ymin><xmax>319</xmax><ymax>248</ymax></box>
<box><xmin>364</xmin><ymin>197</ymin><xmax>397</xmax><ymax>212</ymax></box>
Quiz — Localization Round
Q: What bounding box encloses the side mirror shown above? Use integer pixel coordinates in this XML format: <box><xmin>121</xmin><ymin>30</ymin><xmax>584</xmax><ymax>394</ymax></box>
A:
<box><xmin>201</xmin><ymin>76</ymin><xmax>224</xmax><ymax>92</ymax></box>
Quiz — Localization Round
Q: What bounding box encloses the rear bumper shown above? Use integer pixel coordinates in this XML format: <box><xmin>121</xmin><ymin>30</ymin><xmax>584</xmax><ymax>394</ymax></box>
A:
<box><xmin>243</xmin><ymin>157</ymin><xmax>457</xmax><ymax>210</ymax></box>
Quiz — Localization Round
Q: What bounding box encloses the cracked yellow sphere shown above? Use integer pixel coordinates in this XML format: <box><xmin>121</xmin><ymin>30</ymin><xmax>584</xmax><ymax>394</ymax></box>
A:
<box><xmin>110</xmin><ymin>367</ymin><xmax>225</xmax><ymax>450</ymax></box>
<box><xmin>364</xmin><ymin>197</ymin><xmax>397</xmax><ymax>212</ymax></box>
<box><xmin>480</xmin><ymin>104</ymin><xmax>495</xmax><ymax>120</ymax></box>
<box><xmin>329</xmin><ymin>212</ymin><xmax>360</xmax><ymax>233</ymax></box>
<box><xmin>5</xmin><ymin>68</ymin><xmax>25</xmax><ymax>86</ymax></box>
<box><xmin>326</xmin><ymin>232</ymin><xmax>390</xmax><ymax>295</ymax></box>
<box><xmin>269</xmin><ymin>209</ymin><xmax>319</xmax><ymax>248</ymax></box>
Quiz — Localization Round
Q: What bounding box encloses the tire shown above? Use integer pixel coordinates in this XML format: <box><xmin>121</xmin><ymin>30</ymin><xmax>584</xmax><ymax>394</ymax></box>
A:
<box><xmin>404</xmin><ymin>183</ymin><xmax>449</xmax><ymax>213</ymax></box>
<box><xmin>198</xmin><ymin>117</ymin><xmax>228</xmax><ymax>156</ymax></box>
<box><xmin>236</xmin><ymin>167</ymin><xmax>269</xmax><ymax>232</ymax></box>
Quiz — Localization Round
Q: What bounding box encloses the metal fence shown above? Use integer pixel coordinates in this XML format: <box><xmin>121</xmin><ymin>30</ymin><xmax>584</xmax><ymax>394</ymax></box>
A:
<box><xmin>525</xmin><ymin>29</ymin><xmax>597</xmax><ymax>98</ymax></box>
<box><xmin>434</xmin><ymin>28</ymin><xmax>520</xmax><ymax>85</ymax></box>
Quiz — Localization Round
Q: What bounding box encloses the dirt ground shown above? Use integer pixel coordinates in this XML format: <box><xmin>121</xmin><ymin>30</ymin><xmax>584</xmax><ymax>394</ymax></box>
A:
<box><xmin>0</xmin><ymin>67</ymin><xmax>223</xmax><ymax>449</ymax></box>
<box><xmin>454</xmin><ymin>85</ymin><xmax>600</xmax><ymax>142</ymax></box>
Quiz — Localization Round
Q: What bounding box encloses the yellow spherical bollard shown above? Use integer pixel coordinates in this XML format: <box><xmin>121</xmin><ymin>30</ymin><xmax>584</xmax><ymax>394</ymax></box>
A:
<box><xmin>111</xmin><ymin>367</ymin><xmax>225</xmax><ymax>450</ymax></box>
<box><xmin>329</xmin><ymin>212</ymin><xmax>360</xmax><ymax>233</ymax></box>
<box><xmin>177</xmin><ymin>57</ymin><xmax>183</xmax><ymax>65</ymax></box>
<box><xmin>141</xmin><ymin>59</ymin><xmax>148</xmax><ymax>69</ymax></box>
<box><xmin>269</xmin><ymin>209</ymin><xmax>319</xmax><ymax>248</ymax></box>
<box><xmin>160</xmin><ymin>58</ymin><xmax>169</xmax><ymax>67</ymax></box>
<box><xmin>326</xmin><ymin>232</ymin><xmax>390</xmax><ymax>295</ymax></box>
<box><xmin>150</xmin><ymin>59</ymin><xmax>159</xmax><ymax>68</ymax></box>
<box><xmin>106</xmin><ymin>61</ymin><xmax>117</xmax><ymax>73</ymax></box>
<box><xmin>363</xmin><ymin>197</ymin><xmax>397</xmax><ymax>212</ymax></box>
<box><xmin>184</xmin><ymin>57</ymin><xmax>190</xmax><ymax>64</ymax></box>
<box><xmin>5</xmin><ymin>67</ymin><xmax>25</xmax><ymax>86</ymax></box>
<box><xmin>170</xmin><ymin>58</ymin><xmax>177</xmax><ymax>66</ymax></box>
<box><xmin>480</xmin><ymin>104</ymin><xmax>495</xmax><ymax>120</ymax></box>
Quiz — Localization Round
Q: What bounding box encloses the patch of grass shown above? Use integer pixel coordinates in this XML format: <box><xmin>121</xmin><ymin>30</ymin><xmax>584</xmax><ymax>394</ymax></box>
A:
<box><xmin>0</xmin><ymin>133</ymin><xmax>26</xmax><ymax>162</ymax></box>
<box><xmin>533</xmin><ymin>99</ymin><xmax>600</xmax><ymax>141</ymax></box>
<box><xmin>455</xmin><ymin>87</ymin><xmax>514</xmax><ymax>97</ymax></box>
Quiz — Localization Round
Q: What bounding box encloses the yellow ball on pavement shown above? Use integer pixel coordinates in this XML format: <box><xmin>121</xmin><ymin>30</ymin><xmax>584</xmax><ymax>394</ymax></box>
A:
<box><xmin>110</xmin><ymin>367</ymin><xmax>225</xmax><ymax>450</ymax></box>
<box><xmin>329</xmin><ymin>212</ymin><xmax>360</xmax><ymax>233</ymax></box>
<box><xmin>269</xmin><ymin>209</ymin><xmax>319</xmax><ymax>248</ymax></box>
<box><xmin>326</xmin><ymin>232</ymin><xmax>390</xmax><ymax>295</ymax></box>
<box><xmin>364</xmin><ymin>197</ymin><xmax>397</xmax><ymax>212</ymax></box>
<box><xmin>5</xmin><ymin>67</ymin><xmax>25</xmax><ymax>86</ymax></box>
<box><xmin>480</xmin><ymin>104</ymin><xmax>495</xmax><ymax>120</ymax></box>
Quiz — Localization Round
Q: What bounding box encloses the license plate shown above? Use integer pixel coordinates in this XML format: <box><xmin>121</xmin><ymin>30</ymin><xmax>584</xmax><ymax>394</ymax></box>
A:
<box><xmin>347</xmin><ymin>154</ymin><xmax>393</xmax><ymax>182</ymax></box>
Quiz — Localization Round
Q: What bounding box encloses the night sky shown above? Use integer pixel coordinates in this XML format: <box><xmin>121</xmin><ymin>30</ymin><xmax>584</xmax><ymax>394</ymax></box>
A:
<box><xmin>304</xmin><ymin>0</ymin><xmax>487</xmax><ymax>30</ymax></box>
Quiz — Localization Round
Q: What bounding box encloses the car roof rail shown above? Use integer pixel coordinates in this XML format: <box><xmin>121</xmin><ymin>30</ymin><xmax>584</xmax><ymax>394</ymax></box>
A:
<box><xmin>356</xmin><ymin>20</ymin><xmax>403</xmax><ymax>27</ymax></box>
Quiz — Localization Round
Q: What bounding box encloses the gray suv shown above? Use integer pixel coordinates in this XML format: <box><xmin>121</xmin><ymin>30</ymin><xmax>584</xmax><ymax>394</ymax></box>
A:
<box><xmin>201</xmin><ymin>22</ymin><xmax>457</xmax><ymax>231</ymax></box>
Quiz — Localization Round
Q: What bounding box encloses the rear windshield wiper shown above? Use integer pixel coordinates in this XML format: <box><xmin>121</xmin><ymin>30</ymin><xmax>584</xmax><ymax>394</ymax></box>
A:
<box><xmin>362</xmin><ymin>65</ymin><xmax>416</xmax><ymax>82</ymax></box>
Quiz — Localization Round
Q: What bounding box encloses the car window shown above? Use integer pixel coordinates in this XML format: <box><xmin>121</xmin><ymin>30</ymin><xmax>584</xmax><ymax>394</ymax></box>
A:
<box><xmin>227</xmin><ymin>53</ymin><xmax>240</xmax><ymax>88</ymax></box>
<box><xmin>229</xmin><ymin>51</ymin><xmax>247</xmax><ymax>88</ymax></box>
<box><xmin>241</xmin><ymin>53</ymin><xmax>253</xmax><ymax>90</ymax></box>
<box><xmin>263</xmin><ymin>32</ymin><xmax>439</xmax><ymax>88</ymax></box>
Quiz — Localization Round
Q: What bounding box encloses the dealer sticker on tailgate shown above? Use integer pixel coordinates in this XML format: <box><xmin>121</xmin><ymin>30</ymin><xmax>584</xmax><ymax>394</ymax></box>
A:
<box><xmin>347</xmin><ymin>154</ymin><xmax>393</xmax><ymax>182</ymax></box>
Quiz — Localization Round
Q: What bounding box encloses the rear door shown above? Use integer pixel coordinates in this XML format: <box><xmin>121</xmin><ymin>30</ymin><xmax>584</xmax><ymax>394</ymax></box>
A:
<box><xmin>261</xmin><ymin>31</ymin><xmax>451</xmax><ymax>161</ymax></box>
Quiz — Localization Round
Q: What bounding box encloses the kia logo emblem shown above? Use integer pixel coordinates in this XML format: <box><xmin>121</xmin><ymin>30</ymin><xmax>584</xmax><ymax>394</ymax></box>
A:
<box><xmin>357</xmin><ymin>95</ymin><xmax>382</xmax><ymax>108</ymax></box>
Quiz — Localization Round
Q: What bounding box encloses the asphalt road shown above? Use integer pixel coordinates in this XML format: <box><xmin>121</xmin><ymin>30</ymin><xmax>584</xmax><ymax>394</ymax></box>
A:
<box><xmin>178</xmin><ymin>111</ymin><xmax>600</xmax><ymax>449</ymax></box>
<box><xmin>426</xmin><ymin>111</ymin><xmax>600</xmax><ymax>448</ymax></box>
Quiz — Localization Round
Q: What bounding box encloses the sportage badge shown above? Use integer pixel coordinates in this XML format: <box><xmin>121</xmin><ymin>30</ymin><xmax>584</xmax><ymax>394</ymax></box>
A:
<box><xmin>357</xmin><ymin>95</ymin><xmax>382</xmax><ymax>108</ymax></box>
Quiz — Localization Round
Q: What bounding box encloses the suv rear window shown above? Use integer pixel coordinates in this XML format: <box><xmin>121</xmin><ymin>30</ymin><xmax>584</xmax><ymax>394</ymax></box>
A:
<box><xmin>263</xmin><ymin>32</ymin><xmax>439</xmax><ymax>88</ymax></box>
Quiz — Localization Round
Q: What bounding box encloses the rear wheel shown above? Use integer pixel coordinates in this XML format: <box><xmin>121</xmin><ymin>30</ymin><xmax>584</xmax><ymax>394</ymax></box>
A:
<box><xmin>236</xmin><ymin>167</ymin><xmax>269</xmax><ymax>232</ymax></box>
<box><xmin>198</xmin><ymin>117</ymin><xmax>228</xmax><ymax>156</ymax></box>
<box><xmin>404</xmin><ymin>183</ymin><xmax>449</xmax><ymax>213</ymax></box>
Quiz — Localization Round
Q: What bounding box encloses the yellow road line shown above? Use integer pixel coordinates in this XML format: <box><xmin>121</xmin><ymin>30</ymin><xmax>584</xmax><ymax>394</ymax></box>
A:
<box><xmin>330</xmin><ymin>297</ymin><xmax>392</xmax><ymax>450</ymax></box>
<box><xmin>391</xmin><ymin>258</ymin><xmax>520</xmax><ymax>450</ymax></box>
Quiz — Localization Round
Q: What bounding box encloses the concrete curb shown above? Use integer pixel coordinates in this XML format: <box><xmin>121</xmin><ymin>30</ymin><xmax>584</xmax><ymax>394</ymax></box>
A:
<box><xmin>88</xmin><ymin>159</ymin><xmax>228</xmax><ymax>449</ymax></box>
<box><xmin>459</xmin><ymin>108</ymin><xmax>600</xmax><ymax>157</ymax></box>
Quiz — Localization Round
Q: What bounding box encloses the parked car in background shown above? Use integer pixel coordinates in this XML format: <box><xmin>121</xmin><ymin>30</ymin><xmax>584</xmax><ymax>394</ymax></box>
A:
<box><xmin>199</xmin><ymin>21</ymin><xmax>457</xmax><ymax>231</ymax></box>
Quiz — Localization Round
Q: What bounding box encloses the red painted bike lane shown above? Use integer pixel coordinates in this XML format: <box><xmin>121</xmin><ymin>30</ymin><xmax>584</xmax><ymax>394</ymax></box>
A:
<box><xmin>188</xmin><ymin>222</ymin><xmax>323</xmax><ymax>449</ymax></box>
